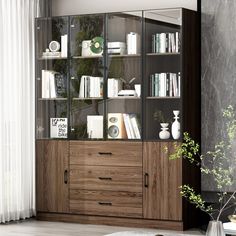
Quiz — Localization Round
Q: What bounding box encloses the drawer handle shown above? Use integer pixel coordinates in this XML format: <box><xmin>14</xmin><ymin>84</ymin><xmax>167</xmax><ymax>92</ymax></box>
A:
<box><xmin>144</xmin><ymin>173</ymin><xmax>149</xmax><ymax>188</ymax></box>
<box><xmin>98</xmin><ymin>177</ymin><xmax>112</xmax><ymax>181</ymax></box>
<box><xmin>98</xmin><ymin>202</ymin><xmax>112</xmax><ymax>206</ymax></box>
<box><xmin>98</xmin><ymin>152</ymin><xmax>112</xmax><ymax>155</ymax></box>
<box><xmin>64</xmin><ymin>170</ymin><xmax>68</xmax><ymax>184</ymax></box>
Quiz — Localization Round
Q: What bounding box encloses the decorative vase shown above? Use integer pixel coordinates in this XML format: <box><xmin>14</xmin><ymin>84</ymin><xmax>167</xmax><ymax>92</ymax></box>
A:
<box><xmin>171</xmin><ymin>110</ymin><xmax>180</xmax><ymax>139</ymax></box>
<box><xmin>159</xmin><ymin>123</ymin><xmax>170</xmax><ymax>139</ymax></box>
<box><xmin>206</xmin><ymin>221</ymin><xmax>225</xmax><ymax>236</ymax></box>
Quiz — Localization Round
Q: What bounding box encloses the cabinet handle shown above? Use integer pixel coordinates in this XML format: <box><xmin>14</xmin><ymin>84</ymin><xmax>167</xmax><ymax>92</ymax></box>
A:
<box><xmin>144</xmin><ymin>173</ymin><xmax>149</xmax><ymax>188</ymax></box>
<box><xmin>98</xmin><ymin>202</ymin><xmax>112</xmax><ymax>206</ymax></box>
<box><xmin>98</xmin><ymin>177</ymin><xmax>112</xmax><ymax>181</ymax></box>
<box><xmin>98</xmin><ymin>152</ymin><xmax>112</xmax><ymax>155</ymax></box>
<box><xmin>64</xmin><ymin>170</ymin><xmax>68</xmax><ymax>184</ymax></box>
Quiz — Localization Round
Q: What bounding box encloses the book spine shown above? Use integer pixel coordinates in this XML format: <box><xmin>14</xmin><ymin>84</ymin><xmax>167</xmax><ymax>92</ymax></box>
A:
<box><xmin>156</xmin><ymin>33</ymin><xmax>160</xmax><ymax>53</ymax></box>
<box><xmin>61</xmin><ymin>35</ymin><xmax>68</xmax><ymax>57</ymax></box>
<box><xmin>160</xmin><ymin>33</ymin><xmax>166</xmax><ymax>53</ymax></box>
<box><xmin>123</xmin><ymin>114</ymin><xmax>131</xmax><ymax>139</ymax></box>
<box><xmin>130</xmin><ymin>116</ymin><xmax>141</xmax><ymax>139</ymax></box>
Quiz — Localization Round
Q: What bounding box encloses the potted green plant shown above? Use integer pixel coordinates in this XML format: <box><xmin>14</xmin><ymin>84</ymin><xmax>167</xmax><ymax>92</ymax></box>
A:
<box><xmin>170</xmin><ymin>106</ymin><xmax>236</xmax><ymax>236</ymax></box>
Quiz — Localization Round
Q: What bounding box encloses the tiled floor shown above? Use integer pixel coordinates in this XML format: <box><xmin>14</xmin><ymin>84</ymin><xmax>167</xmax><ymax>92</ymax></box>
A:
<box><xmin>0</xmin><ymin>219</ymin><xmax>205</xmax><ymax>236</ymax></box>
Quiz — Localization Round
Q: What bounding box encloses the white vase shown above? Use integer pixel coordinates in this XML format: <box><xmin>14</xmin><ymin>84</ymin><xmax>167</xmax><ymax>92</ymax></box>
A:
<box><xmin>159</xmin><ymin>123</ymin><xmax>170</xmax><ymax>139</ymax></box>
<box><xmin>171</xmin><ymin>110</ymin><xmax>180</xmax><ymax>139</ymax></box>
<box><xmin>206</xmin><ymin>221</ymin><xmax>225</xmax><ymax>236</ymax></box>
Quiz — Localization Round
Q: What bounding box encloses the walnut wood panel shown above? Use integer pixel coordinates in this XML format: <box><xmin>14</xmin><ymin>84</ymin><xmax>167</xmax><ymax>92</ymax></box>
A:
<box><xmin>36</xmin><ymin>140</ymin><xmax>69</xmax><ymax>213</ymax></box>
<box><xmin>37</xmin><ymin>212</ymin><xmax>184</xmax><ymax>231</ymax></box>
<box><xmin>143</xmin><ymin>142</ymin><xmax>182</xmax><ymax>221</ymax></box>
<box><xmin>70</xmin><ymin>190</ymin><xmax>142</xmax><ymax>218</ymax></box>
<box><xmin>70</xmin><ymin>165</ymin><xmax>142</xmax><ymax>192</ymax></box>
<box><xmin>70</xmin><ymin>141</ymin><xmax>142</xmax><ymax>166</ymax></box>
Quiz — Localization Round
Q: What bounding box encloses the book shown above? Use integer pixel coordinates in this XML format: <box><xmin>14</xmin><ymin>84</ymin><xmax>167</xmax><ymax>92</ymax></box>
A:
<box><xmin>61</xmin><ymin>34</ymin><xmax>68</xmax><ymax>57</ymax></box>
<box><xmin>87</xmin><ymin>115</ymin><xmax>103</xmax><ymax>139</ymax></box>
<box><xmin>129</xmin><ymin>114</ymin><xmax>141</xmax><ymax>139</ymax></box>
<box><xmin>123</xmin><ymin>114</ymin><xmax>132</xmax><ymax>139</ymax></box>
<box><xmin>50</xmin><ymin>118</ymin><xmax>67</xmax><ymax>138</ymax></box>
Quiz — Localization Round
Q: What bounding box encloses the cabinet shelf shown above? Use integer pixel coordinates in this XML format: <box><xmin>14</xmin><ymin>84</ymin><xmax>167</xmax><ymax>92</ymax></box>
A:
<box><xmin>107</xmin><ymin>97</ymin><xmax>141</xmax><ymax>100</ymax></box>
<box><xmin>38</xmin><ymin>56</ymin><xmax>68</xmax><ymax>60</ymax></box>
<box><xmin>72</xmin><ymin>54</ymin><xmax>141</xmax><ymax>59</ymax></box>
<box><xmin>38</xmin><ymin>98</ymin><xmax>68</xmax><ymax>101</ymax></box>
<box><xmin>72</xmin><ymin>97</ymin><xmax>103</xmax><ymax>100</ymax></box>
<box><xmin>146</xmin><ymin>96</ymin><xmax>180</xmax><ymax>99</ymax></box>
<box><xmin>146</xmin><ymin>52</ymin><xmax>180</xmax><ymax>56</ymax></box>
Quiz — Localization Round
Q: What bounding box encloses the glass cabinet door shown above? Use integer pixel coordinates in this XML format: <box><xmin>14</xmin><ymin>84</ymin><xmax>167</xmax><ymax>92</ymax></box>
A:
<box><xmin>106</xmin><ymin>11</ymin><xmax>142</xmax><ymax>140</ymax></box>
<box><xmin>143</xmin><ymin>9</ymin><xmax>182</xmax><ymax>141</ymax></box>
<box><xmin>69</xmin><ymin>14</ymin><xmax>105</xmax><ymax>140</ymax></box>
<box><xmin>36</xmin><ymin>17</ymin><xmax>69</xmax><ymax>139</ymax></box>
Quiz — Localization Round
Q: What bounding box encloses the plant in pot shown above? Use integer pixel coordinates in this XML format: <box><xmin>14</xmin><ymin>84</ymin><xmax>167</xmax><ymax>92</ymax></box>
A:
<box><xmin>170</xmin><ymin>105</ymin><xmax>236</xmax><ymax>236</ymax></box>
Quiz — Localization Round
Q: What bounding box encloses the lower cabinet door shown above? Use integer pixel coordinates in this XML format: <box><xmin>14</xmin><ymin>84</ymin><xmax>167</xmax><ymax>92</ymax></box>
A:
<box><xmin>36</xmin><ymin>140</ymin><xmax>69</xmax><ymax>213</ymax></box>
<box><xmin>70</xmin><ymin>189</ymin><xmax>143</xmax><ymax>218</ymax></box>
<box><xmin>143</xmin><ymin>142</ymin><xmax>182</xmax><ymax>221</ymax></box>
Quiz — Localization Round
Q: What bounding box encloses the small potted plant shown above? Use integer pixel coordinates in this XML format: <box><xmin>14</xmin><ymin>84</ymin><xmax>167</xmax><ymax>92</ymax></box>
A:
<box><xmin>170</xmin><ymin>106</ymin><xmax>236</xmax><ymax>236</ymax></box>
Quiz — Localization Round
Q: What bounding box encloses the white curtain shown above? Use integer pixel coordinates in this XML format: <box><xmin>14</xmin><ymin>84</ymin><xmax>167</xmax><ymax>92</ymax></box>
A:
<box><xmin>0</xmin><ymin>0</ymin><xmax>40</xmax><ymax>223</ymax></box>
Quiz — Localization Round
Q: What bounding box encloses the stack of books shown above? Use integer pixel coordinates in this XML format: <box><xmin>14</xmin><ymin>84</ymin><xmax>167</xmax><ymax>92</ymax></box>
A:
<box><xmin>41</xmin><ymin>70</ymin><xmax>66</xmax><ymax>98</ymax></box>
<box><xmin>123</xmin><ymin>113</ymin><xmax>141</xmax><ymax>139</ymax></box>
<box><xmin>79</xmin><ymin>75</ymin><xmax>103</xmax><ymax>98</ymax></box>
<box><xmin>149</xmin><ymin>72</ymin><xmax>181</xmax><ymax>97</ymax></box>
<box><xmin>107</xmin><ymin>78</ymin><xmax>123</xmax><ymax>97</ymax></box>
<box><xmin>151</xmin><ymin>32</ymin><xmax>180</xmax><ymax>53</ymax></box>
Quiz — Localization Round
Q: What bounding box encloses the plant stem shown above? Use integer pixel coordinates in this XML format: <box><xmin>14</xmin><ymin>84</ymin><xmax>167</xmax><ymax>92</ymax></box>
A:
<box><xmin>217</xmin><ymin>190</ymin><xmax>236</xmax><ymax>221</ymax></box>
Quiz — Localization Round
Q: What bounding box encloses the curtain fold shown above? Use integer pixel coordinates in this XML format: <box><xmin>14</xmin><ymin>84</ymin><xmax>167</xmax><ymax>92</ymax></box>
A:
<box><xmin>0</xmin><ymin>0</ymin><xmax>43</xmax><ymax>223</ymax></box>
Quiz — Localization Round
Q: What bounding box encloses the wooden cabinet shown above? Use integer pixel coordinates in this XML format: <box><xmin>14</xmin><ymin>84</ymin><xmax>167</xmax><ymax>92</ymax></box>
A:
<box><xmin>143</xmin><ymin>142</ymin><xmax>182</xmax><ymax>221</ymax></box>
<box><xmin>36</xmin><ymin>140</ymin><xmax>69</xmax><ymax>213</ymax></box>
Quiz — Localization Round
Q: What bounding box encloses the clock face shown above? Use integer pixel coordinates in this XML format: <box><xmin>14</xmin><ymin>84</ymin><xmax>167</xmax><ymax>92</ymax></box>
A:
<box><xmin>108</xmin><ymin>125</ymin><xmax>119</xmax><ymax>138</ymax></box>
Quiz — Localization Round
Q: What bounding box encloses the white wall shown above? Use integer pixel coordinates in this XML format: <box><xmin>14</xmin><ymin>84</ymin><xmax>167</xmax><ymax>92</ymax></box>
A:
<box><xmin>52</xmin><ymin>0</ymin><xmax>197</xmax><ymax>16</ymax></box>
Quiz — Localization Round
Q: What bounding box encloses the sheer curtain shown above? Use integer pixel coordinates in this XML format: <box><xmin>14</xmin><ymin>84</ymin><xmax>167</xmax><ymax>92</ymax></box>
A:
<box><xmin>0</xmin><ymin>0</ymin><xmax>42</xmax><ymax>223</ymax></box>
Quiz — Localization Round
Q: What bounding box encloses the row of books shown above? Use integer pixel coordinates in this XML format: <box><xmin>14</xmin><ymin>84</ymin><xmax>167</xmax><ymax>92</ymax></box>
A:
<box><xmin>150</xmin><ymin>72</ymin><xmax>181</xmax><ymax>97</ymax></box>
<box><xmin>107</xmin><ymin>78</ymin><xmax>123</xmax><ymax>97</ymax></box>
<box><xmin>123</xmin><ymin>113</ymin><xmax>141</xmax><ymax>139</ymax></box>
<box><xmin>151</xmin><ymin>32</ymin><xmax>180</xmax><ymax>53</ymax></box>
<box><xmin>41</xmin><ymin>70</ymin><xmax>66</xmax><ymax>98</ymax></box>
<box><xmin>79</xmin><ymin>75</ymin><xmax>103</xmax><ymax>98</ymax></box>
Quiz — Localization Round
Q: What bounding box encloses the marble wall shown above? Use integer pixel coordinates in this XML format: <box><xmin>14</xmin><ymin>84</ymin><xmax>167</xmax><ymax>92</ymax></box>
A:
<box><xmin>201</xmin><ymin>0</ymin><xmax>236</xmax><ymax>192</ymax></box>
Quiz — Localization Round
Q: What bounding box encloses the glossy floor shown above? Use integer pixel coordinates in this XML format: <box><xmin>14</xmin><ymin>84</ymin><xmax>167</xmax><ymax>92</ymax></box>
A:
<box><xmin>0</xmin><ymin>219</ymin><xmax>204</xmax><ymax>236</ymax></box>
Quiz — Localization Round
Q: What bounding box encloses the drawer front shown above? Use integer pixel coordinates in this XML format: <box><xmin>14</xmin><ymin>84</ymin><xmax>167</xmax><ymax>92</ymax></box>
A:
<box><xmin>70</xmin><ymin>141</ymin><xmax>142</xmax><ymax>167</ymax></box>
<box><xmin>70</xmin><ymin>189</ymin><xmax>143</xmax><ymax>218</ymax></box>
<box><xmin>70</xmin><ymin>165</ymin><xmax>142</xmax><ymax>192</ymax></box>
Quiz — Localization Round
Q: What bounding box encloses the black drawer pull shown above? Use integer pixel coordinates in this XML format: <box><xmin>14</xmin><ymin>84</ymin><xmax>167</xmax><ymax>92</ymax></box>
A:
<box><xmin>144</xmin><ymin>173</ymin><xmax>149</xmax><ymax>188</ymax></box>
<box><xmin>98</xmin><ymin>152</ymin><xmax>112</xmax><ymax>155</ymax></box>
<box><xmin>98</xmin><ymin>202</ymin><xmax>112</xmax><ymax>206</ymax></box>
<box><xmin>64</xmin><ymin>170</ymin><xmax>68</xmax><ymax>184</ymax></box>
<box><xmin>98</xmin><ymin>177</ymin><xmax>112</xmax><ymax>181</ymax></box>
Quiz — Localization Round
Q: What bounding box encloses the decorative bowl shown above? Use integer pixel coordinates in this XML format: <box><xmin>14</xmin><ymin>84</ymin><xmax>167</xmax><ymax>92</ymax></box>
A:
<box><xmin>228</xmin><ymin>215</ymin><xmax>236</xmax><ymax>223</ymax></box>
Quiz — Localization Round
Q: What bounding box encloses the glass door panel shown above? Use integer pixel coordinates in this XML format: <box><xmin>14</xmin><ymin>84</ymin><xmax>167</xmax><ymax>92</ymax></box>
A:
<box><xmin>69</xmin><ymin>14</ymin><xmax>105</xmax><ymax>140</ymax></box>
<box><xmin>36</xmin><ymin>17</ymin><xmax>69</xmax><ymax>139</ymax></box>
<box><xmin>144</xmin><ymin>9</ymin><xmax>182</xmax><ymax>141</ymax></box>
<box><xmin>106</xmin><ymin>11</ymin><xmax>142</xmax><ymax>140</ymax></box>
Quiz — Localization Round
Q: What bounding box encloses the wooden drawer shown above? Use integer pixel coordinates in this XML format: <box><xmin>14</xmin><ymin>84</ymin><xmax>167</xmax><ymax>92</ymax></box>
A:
<box><xmin>70</xmin><ymin>165</ymin><xmax>142</xmax><ymax>192</ymax></box>
<box><xmin>70</xmin><ymin>141</ymin><xmax>142</xmax><ymax>167</ymax></box>
<box><xmin>70</xmin><ymin>189</ymin><xmax>143</xmax><ymax>218</ymax></box>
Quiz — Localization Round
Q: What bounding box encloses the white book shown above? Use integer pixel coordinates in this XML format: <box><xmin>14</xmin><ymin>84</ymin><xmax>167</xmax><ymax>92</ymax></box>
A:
<box><xmin>61</xmin><ymin>35</ymin><xmax>68</xmax><ymax>57</ymax></box>
<box><xmin>172</xmin><ymin>73</ymin><xmax>178</xmax><ymax>96</ymax></box>
<box><xmin>107</xmin><ymin>78</ymin><xmax>113</xmax><ymax>97</ymax></box>
<box><xmin>42</xmin><ymin>70</ymin><xmax>50</xmax><ymax>98</ymax></box>
<box><xmin>130</xmin><ymin>115</ymin><xmax>141</xmax><ymax>139</ymax></box>
<box><xmin>41</xmin><ymin>70</ymin><xmax>46</xmax><ymax>98</ymax></box>
<box><xmin>50</xmin><ymin>118</ymin><xmax>67</xmax><ymax>138</ymax></box>
<box><xmin>89</xmin><ymin>76</ymin><xmax>94</xmax><ymax>98</ymax></box>
<box><xmin>127</xmin><ymin>114</ymin><xmax>135</xmax><ymax>139</ymax></box>
<box><xmin>178</xmin><ymin>72</ymin><xmax>181</xmax><ymax>96</ymax></box>
<box><xmin>79</xmin><ymin>76</ymin><xmax>85</xmax><ymax>98</ymax></box>
<box><xmin>123</xmin><ymin>114</ymin><xmax>132</xmax><ymax>139</ymax></box>
<box><xmin>160</xmin><ymin>33</ymin><xmax>166</xmax><ymax>53</ymax></box>
<box><xmin>176</xmin><ymin>32</ymin><xmax>179</xmax><ymax>53</ymax></box>
<box><xmin>127</xmin><ymin>33</ymin><xmax>133</xmax><ymax>54</ymax></box>
<box><xmin>169</xmin><ymin>75</ymin><xmax>173</xmax><ymax>97</ymax></box>
<box><xmin>159</xmin><ymin>73</ymin><xmax>165</xmax><ymax>97</ymax></box>
<box><xmin>87</xmin><ymin>115</ymin><xmax>103</xmax><ymax>139</ymax></box>
<box><xmin>49</xmin><ymin>71</ymin><xmax>56</xmax><ymax>98</ymax></box>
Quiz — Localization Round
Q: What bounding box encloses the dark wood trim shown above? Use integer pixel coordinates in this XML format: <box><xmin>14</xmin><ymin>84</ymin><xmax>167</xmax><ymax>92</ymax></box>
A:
<box><xmin>37</xmin><ymin>212</ymin><xmax>184</xmax><ymax>231</ymax></box>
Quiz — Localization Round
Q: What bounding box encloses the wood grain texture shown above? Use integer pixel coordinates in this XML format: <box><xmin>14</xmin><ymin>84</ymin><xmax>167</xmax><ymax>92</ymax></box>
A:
<box><xmin>36</xmin><ymin>140</ymin><xmax>69</xmax><ymax>213</ymax></box>
<box><xmin>70</xmin><ymin>190</ymin><xmax>142</xmax><ymax>217</ymax></box>
<box><xmin>37</xmin><ymin>212</ymin><xmax>184</xmax><ymax>231</ymax></box>
<box><xmin>143</xmin><ymin>142</ymin><xmax>182</xmax><ymax>221</ymax></box>
<box><xmin>70</xmin><ymin>165</ymin><xmax>142</xmax><ymax>192</ymax></box>
<box><xmin>70</xmin><ymin>141</ymin><xmax>142</xmax><ymax>167</ymax></box>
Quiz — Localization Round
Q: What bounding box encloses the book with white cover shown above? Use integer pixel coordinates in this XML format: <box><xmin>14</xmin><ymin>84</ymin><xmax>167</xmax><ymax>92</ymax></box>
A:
<box><xmin>41</xmin><ymin>70</ymin><xmax>50</xmax><ymax>98</ymax></box>
<box><xmin>87</xmin><ymin>115</ymin><xmax>103</xmax><ymax>139</ymax></box>
<box><xmin>159</xmin><ymin>33</ymin><xmax>166</xmax><ymax>53</ymax></box>
<box><xmin>50</xmin><ymin>118</ymin><xmax>67</xmax><ymax>138</ymax></box>
<box><xmin>123</xmin><ymin>114</ymin><xmax>132</xmax><ymax>139</ymax></box>
<box><xmin>130</xmin><ymin>114</ymin><xmax>141</xmax><ymax>139</ymax></box>
<box><xmin>79</xmin><ymin>76</ymin><xmax>85</xmax><ymax>98</ymax></box>
<box><xmin>61</xmin><ymin>35</ymin><xmax>68</xmax><ymax>57</ymax></box>
<box><xmin>49</xmin><ymin>71</ymin><xmax>56</xmax><ymax>98</ymax></box>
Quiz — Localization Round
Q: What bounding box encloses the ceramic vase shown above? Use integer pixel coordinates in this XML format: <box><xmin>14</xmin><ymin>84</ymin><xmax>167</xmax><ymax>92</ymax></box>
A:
<box><xmin>206</xmin><ymin>221</ymin><xmax>225</xmax><ymax>236</ymax></box>
<box><xmin>159</xmin><ymin>123</ymin><xmax>170</xmax><ymax>139</ymax></box>
<box><xmin>171</xmin><ymin>110</ymin><xmax>180</xmax><ymax>139</ymax></box>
